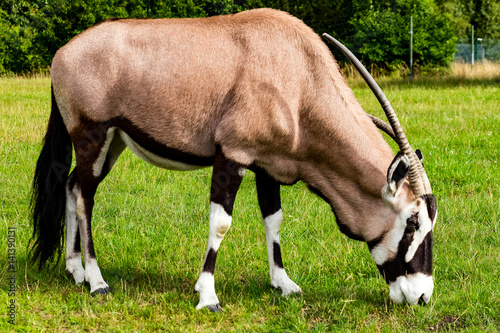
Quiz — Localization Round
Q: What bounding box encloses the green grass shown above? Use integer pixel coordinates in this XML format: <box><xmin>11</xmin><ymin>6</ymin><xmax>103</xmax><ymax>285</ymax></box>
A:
<box><xmin>1</xmin><ymin>76</ymin><xmax>499</xmax><ymax>332</ymax></box>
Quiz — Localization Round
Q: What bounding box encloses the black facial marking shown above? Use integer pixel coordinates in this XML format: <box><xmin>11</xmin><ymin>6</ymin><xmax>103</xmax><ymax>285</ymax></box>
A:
<box><xmin>273</xmin><ymin>242</ymin><xmax>284</xmax><ymax>269</ymax></box>
<box><xmin>377</xmin><ymin>231</ymin><xmax>415</xmax><ymax>283</ymax></box>
<box><xmin>377</xmin><ymin>228</ymin><xmax>434</xmax><ymax>284</ymax></box>
<box><xmin>202</xmin><ymin>248</ymin><xmax>218</xmax><ymax>274</ymax></box>
<box><xmin>407</xmin><ymin>231</ymin><xmax>433</xmax><ymax>275</ymax></box>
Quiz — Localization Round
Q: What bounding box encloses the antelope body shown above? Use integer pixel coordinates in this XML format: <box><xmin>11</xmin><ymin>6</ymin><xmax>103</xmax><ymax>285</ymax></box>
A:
<box><xmin>31</xmin><ymin>8</ymin><xmax>437</xmax><ymax>311</ymax></box>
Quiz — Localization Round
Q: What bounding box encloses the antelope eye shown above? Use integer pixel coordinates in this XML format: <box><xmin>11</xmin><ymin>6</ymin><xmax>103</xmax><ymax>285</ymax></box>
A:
<box><xmin>406</xmin><ymin>213</ymin><xmax>420</xmax><ymax>232</ymax></box>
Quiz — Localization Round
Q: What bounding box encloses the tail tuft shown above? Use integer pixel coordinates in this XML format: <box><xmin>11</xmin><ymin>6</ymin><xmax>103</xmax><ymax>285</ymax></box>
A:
<box><xmin>30</xmin><ymin>85</ymin><xmax>72</xmax><ymax>269</ymax></box>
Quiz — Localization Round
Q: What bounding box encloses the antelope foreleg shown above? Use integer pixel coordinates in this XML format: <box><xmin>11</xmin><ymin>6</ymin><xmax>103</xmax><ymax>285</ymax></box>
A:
<box><xmin>194</xmin><ymin>152</ymin><xmax>245</xmax><ymax>311</ymax></box>
<box><xmin>256</xmin><ymin>171</ymin><xmax>301</xmax><ymax>296</ymax></box>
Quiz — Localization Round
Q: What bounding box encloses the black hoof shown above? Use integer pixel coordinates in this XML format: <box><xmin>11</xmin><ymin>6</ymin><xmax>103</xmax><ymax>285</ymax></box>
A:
<box><xmin>206</xmin><ymin>304</ymin><xmax>222</xmax><ymax>313</ymax></box>
<box><xmin>91</xmin><ymin>286</ymin><xmax>111</xmax><ymax>295</ymax></box>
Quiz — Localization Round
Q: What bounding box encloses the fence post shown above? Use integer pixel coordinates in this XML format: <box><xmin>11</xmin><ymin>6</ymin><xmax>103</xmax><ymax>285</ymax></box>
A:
<box><xmin>410</xmin><ymin>15</ymin><xmax>413</xmax><ymax>83</ymax></box>
<box><xmin>471</xmin><ymin>25</ymin><xmax>474</xmax><ymax>68</ymax></box>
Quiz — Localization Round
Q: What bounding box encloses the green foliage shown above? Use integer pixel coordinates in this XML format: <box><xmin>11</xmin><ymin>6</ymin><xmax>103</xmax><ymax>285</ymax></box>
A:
<box><xmin>436</xmin><ymin>0</ymin><xmax>500</xmax><ymax>39</ymax></box>
<box><xmin>0</xmin><ymin>0</ymin><xmax>241</xmax><ymax>74</ymax></box>
<box><xmin>2</xmin><ymin>0</ymin><xmax>496</xmax><ymax>75</ymax></box>
<box><xmin>347</xmin><ymin>0</ymin><xmax>456</xmax><ymax>71</ymax></box>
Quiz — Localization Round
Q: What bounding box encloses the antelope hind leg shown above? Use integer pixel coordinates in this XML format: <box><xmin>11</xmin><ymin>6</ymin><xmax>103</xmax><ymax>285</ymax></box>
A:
<box><xmin>69</xmin><ymin>125</ymin><xmax>124</xmax><ymax>294</ymax></box>
<box><xmin>65</xmin><ymin>171</ymin><xmax>85</xmax><ymax>285</ymax></box>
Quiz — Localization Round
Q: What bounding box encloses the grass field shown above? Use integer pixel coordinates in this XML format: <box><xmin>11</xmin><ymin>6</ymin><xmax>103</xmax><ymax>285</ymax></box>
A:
<box><xmin>1</xmin><ymin>74</ymin><xmax>499</xmax><ymax>332</ymax></box>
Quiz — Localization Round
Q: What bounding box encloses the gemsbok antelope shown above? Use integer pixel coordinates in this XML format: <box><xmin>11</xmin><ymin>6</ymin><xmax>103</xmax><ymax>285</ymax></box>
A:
<box><xmin>31</xmin><ymin>8</ymin><xmax>437</xmax><ymax>311</ymax></box>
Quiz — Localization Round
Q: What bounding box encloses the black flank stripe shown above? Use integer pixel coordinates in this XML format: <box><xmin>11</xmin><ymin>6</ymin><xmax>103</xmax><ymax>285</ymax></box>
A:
<box><xmin>110</xmin><ymin>117</ymin><xmax>214</xmax><ymax>167</ymax></box>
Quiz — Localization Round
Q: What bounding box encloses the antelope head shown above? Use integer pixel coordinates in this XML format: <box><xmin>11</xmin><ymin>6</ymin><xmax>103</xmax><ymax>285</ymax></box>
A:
<box><xmin>323</xmin><ymin>34</ymin><xmax>438</xmax><ymax>305</ymax></box>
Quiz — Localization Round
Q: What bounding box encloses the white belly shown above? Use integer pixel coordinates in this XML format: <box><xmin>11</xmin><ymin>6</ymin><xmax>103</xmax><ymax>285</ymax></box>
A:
<box><xmin>118</xmin><ymin>130</ymin><xmax>208</xmax><ymax>171</ymax></box>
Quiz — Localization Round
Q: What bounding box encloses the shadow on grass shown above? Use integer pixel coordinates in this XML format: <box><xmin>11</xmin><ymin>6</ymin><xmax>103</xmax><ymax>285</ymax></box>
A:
<box><xmin>18</xmin><ymin>254</ymin><xmax>387</xmax><ymax>309</ymax></box>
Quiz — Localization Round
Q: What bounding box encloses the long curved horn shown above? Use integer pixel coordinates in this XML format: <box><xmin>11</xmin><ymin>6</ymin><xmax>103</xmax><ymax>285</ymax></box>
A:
<box><xmin>368</xmin><ymin>114</ymin><xmax>396</xmax><ymax>141</ymax></box>
<box><xmin>322</xmin><ymin>33</ymin><xmax>432</xmax><ymax>196</ymax></box>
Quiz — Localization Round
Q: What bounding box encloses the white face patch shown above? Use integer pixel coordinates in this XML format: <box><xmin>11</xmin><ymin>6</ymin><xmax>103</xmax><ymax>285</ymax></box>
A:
<box><xmin>389</xmin><ymin>273</ymin><xmax>434</xmax><ymax>304</ymax></box>
<box><xmin>370</xmin><ymin>224</ymin><xmax>404</xmax><ymax>266</ymax></box>
<box><xmin>119</xmin><ymin>130</ymin><xmax>206</xmax><ymax>171</ymax></box>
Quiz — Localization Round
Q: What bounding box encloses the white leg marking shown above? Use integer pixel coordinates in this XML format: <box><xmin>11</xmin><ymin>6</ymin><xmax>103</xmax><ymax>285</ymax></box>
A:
<box><xmin>84</xmin><ymin>259</ymin><xmax>109</xmax><ymax>293</ymax></box>
<box><xmin>202</xmin><ymin>202</ymin><xmax>232</xmax><ymax>252</ymax></box>
<box><xmin>194</xmin><ymin>202</ymin><xmax>232</xmax><ymax>309</ymax></box>
<box><xmin>76</xmin><ymin>191</ymin><xmax>109</xmax><ymax>293</ymax></box>
<box><xmin>263</xmin><ymin>209</ymin><xmax>301</xmax><ymax>295</ymax></box>
<box><xmin>194</xmin><ymin>272</ymin><xmax>220</xmax><ymax>310</ymax></box>
<box><xmin>389</xmin><ymin>273</ymin><xmax>434</xmax><ymax>305</ymax></box>
<box><xmin>65</xmin><ymin>181</ymin><xmax>84</xmax><ymax>285</ymax></box>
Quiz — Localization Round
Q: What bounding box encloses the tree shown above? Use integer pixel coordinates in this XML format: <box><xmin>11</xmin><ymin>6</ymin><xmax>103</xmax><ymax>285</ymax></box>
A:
<box><xmin>0</xmin><ymin>0</ymin><xmax>243</xmax><ymax>74</ymax></box>
<box><xmin>0</xmin><ymin>0</ymin><xmax>461</xmax><ymax>74</ymax></box>
<box><xmin>345</xmin><ymin>0</ymin><xmax>456</xmax><ymax>71</ymax></box>
<box><xmin>435</xmin><ymin>0</ymin><xmax>500</xmax><ymax>39</ymax></box>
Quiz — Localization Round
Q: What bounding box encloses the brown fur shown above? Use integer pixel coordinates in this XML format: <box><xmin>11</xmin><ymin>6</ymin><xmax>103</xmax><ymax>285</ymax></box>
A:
<box><xmin>51</xmin><ymin>8</ymin><xmax>399</xmax><ymax>241</ymax></box>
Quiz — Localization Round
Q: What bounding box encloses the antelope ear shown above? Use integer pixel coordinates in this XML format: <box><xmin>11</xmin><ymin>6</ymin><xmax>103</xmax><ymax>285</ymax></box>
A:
<box><xmin>383</xmin><ymin>152</ymin><xmax>410</xmax><ymax>202</ymax></box>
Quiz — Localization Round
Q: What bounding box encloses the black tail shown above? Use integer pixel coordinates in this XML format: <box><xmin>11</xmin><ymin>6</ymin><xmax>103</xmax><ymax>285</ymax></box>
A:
<box><xmin>30</xmin><ymin>85</ymin><xmax>72</xmax><ymax>269</ymax></box>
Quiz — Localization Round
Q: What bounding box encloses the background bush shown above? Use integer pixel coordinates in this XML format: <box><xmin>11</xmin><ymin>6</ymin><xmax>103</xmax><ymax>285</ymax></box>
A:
<box><xmin>0</xmin><ymin>0</ymin><xmax>497</xmax><ymax>75</ymax></box>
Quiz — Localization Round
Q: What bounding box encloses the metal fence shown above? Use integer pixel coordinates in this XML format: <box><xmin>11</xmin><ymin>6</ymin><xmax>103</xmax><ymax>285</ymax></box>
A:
<box><xmin>455</xmin><ymin>38</ymin><xmax>500</xmax><ymax>63</ymax></box>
